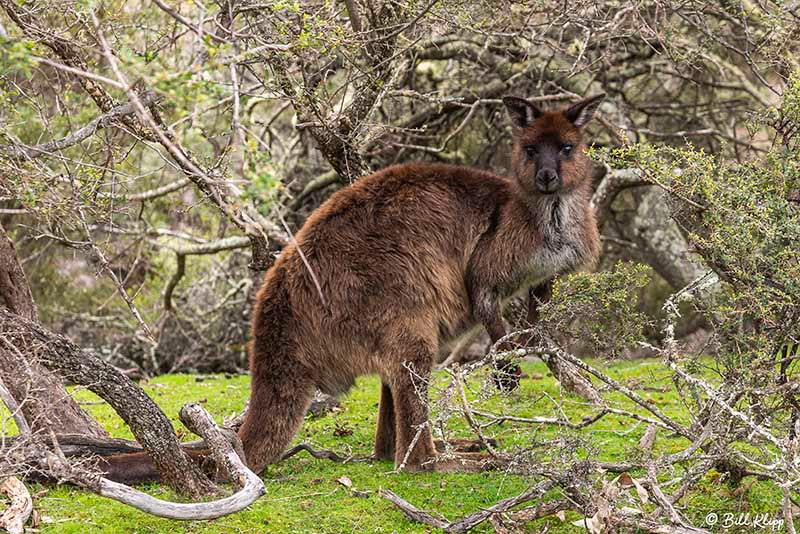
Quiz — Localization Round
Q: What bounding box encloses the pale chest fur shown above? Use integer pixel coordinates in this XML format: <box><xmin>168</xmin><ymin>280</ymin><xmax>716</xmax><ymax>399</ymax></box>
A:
<box><xmin>508</xmin><ymin>194</ymin><xmax>595</xmax><ymax>293</ymax></box>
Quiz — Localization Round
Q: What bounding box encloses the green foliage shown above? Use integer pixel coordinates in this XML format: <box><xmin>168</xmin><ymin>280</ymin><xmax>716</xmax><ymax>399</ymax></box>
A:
<box><xmin>542</xmin><ymin>262</ymin><xmax>652</xmax><ymax>357</ymax></box>
<box><xmin>0</xmin><ymin>38</ymin><xmax>39</xmax><ymax>80</ymax></box>
<box><xmin>601</xmin><ymin>75</ymin><xmax>800</xmax><ymax>361</ymax></box>
<box><xmin>595</xmin><ymin>76</ymin><xmax>800</xmax><ymax>451</ymax></box>
<box><xmin>243</xmin><ymin>149</ymin><xmax>282</xmax><ymax>210</ymax></box>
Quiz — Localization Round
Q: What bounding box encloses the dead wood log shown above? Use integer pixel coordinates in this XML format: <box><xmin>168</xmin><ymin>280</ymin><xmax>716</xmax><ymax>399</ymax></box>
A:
<box><xmin>88</xmin><ymin>403</ymin><xmax>265</xmax><ymax>520</ymax></box>
<box><xmin>378</xmin><ymin>490</ymin><xmax>450</xmax><ymax>530</ymax></box>
<box><xmin>0</xmin><ymin>434</ymin><xmax>145</xmax><ymax>459</ymax></box>
<box><xmin>178</xmin><ymin>403</ymin><xmax>248</xmax><ymax>489</ymax></box>
<box><xmin>0</xmin><ymin>307</ymin><xmax>215</xmax><ymax>496</ymax></box>
<box><xmin>10</xmin><ymin>406</ymin><xmax>265</xmax><ymax>521</ymax></box>
<box><xmin>0</xmin><ymin>385</ymin><xmax>264</xmax><ymax>521</ymax></box>
<box><xmin>86</xmin><ymin>403</ymin><xmax>264</xmax><ymax>520</ymax></box>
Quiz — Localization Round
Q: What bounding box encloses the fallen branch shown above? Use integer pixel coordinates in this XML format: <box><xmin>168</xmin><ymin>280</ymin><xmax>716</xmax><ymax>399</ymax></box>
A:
<box><xmin>646</xmin><ymin>461</ymin><xmax>687</xmax><ymax>527</ymax></box>
<box><xmin>0</xmin><ymin>308</ymin><xmax>215</xmax><ymax>496</ymax></box>
<box><xmin>178</xmin><ymin>403</ymin><xmax>248</xmax><ymax>489</ymax></box>
<box><xmin>379</xmin><ymin>489</ymin><xmax>449</xmax><ymax>529</ymax></box>
<box><xmin>381</xmin><ymin>476</ymin><xmax>559</xmax><ymax>533</ymax></box>
<box><xmin>20</xmin><ymin>407</ymin><xmax>265</xmax><ymax>521</ymax></box>
<box><xmin>506</xmin><ymin>498</ymin><xmax>572</xmax><ymax>524</ymax></box>
<box><xmin>471</xmin><ymin>406</ymin><xmax>671</xmax><ymax>432</ymax></box>
<box><xmin>0</xmin><ymin>434</ymin><xmax>145</xmax><ymax>457</ymax></box>
<box><xmin>538</xmin><ymin>341</ymin><xmax>692</xmax><ymax>439</ymax></box>
<box><xmin>665</xmin><ymin>356</ymin><xmax>784</xmax><ymax>450</ymax></box>
<box><xmin>2</xmin><ymin>399</ymin><xmax>262</xmax><ymax>522</ymax></box>
<box><xmin>0</xmin><ymin>477</ymin><xmax>32</xmax><ymax>534</ymax></box>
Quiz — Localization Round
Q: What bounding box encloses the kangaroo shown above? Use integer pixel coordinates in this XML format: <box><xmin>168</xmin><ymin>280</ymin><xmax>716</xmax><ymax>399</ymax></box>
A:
<box><xmin>237</xmin><ymin>94</ymin><xmax>603</xmax><ymax>473</ymax></box>
<box><xmin>101</xmin><ymin>93</ymin><xmax>603</xmax><ymax>480</ymax></box>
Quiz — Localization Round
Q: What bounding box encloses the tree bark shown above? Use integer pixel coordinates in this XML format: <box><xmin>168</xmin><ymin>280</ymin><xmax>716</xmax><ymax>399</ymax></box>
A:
<box><xmin>608</xmin><ymin>187</ymin><xmax>709</xmax><ymax>290</ymax></box>
<box><xmin>0</xmin><ymin>227</ymin><xmax>35</xmax><ymax>320</ymax></box>
<box><xmin>0</xmin><ymin>223</ymin><xmax>108</xmax><ymax>438</ymax></box>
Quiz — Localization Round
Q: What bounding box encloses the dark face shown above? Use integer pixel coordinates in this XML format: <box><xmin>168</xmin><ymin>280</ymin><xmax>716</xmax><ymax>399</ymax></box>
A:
<box><xmin>503</xmin><ymin>94</ymin><xmax>605</xmax><ymax>197</ymax></box>
<box><xmin>524</xmin><ymin>134</ymin><xmax>577</xmax><ymax>194</ymax></box>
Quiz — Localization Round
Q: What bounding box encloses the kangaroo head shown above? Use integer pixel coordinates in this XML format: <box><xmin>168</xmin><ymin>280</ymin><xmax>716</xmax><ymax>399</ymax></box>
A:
<box><xmin>503</xmin><ymin>94</ymin><xmax>605</xmax><ymax>197</ymax></box>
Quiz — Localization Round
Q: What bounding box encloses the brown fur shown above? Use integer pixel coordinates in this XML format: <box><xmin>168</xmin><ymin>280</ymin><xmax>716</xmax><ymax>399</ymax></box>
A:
<box><xmin>237</xmin><ymin>95</ymin><xmax>603</xmax><ymax>473</ymax></box>
<box><xmin>102</xmin><ymin>95</ymin><xmax>603</xmax><ymax>481</ymax></box>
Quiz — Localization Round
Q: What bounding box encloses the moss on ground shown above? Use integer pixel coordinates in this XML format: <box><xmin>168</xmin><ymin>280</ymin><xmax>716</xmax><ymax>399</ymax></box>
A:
<box><xmin>1</xmin><ymin>359</ymin><xmax>795</xmax><ymax>532</ymax></box>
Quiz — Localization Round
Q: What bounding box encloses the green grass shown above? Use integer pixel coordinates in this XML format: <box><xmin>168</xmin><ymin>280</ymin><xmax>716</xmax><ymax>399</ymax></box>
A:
<box><xmin>1</xmin><ymin>359</ymin><xmax>795</xmax><ymax>533</ymax></box>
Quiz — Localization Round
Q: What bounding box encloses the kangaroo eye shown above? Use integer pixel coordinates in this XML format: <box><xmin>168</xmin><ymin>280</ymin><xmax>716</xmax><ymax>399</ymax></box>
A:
<box><xmin>525</xmin><ymin>146</ymin><xmax>537</xmax><ymax>159</ymax></box>
<box><xmin>561</xmin><ymin>144</ymin><xmax>574</xmax><ymax>156</ymax></box>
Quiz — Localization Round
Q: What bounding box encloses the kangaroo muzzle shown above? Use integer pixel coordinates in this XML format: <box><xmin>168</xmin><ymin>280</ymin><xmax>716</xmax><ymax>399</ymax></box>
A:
<box><xmin>536</xmin><ymin>168</ymin><xmax>561</xmax><ymax>194</ymax></box>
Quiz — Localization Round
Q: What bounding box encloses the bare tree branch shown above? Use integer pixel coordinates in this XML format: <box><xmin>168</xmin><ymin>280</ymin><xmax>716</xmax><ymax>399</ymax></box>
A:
<box><xmin>0</xmin><ymin>379</ymin><xmax>29</xmax><ymax>435</ymax></box>
<box><xmin>0</xmin><ymin>98</ymin><xmax>152</xmax><ymax>160</ymax></box>
<box><xmin>381</xmin><ymin>475</ymin><xmax>560</xmax><ymax>533</ymax></box>
<box><xmin>9</xmin><ymin>407</ymin><xmax>263</xmax><ymax>521</ymax></box>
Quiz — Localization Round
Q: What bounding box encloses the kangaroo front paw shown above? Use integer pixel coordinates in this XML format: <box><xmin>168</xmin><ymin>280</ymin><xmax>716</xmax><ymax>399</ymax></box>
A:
<box><xmin>492</xmin><ymin>358</ymin><xmax>522</xmax><ymax>391</ymax></box>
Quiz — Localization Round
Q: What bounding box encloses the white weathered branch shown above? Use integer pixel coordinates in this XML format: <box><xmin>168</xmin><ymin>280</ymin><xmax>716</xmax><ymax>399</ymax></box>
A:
<box><xmin>95</xmin><ymin>403</ymin><xmax>264</xmax><ymax>519</ymax></box>
<box><xmin>0</xmin><ymin>477</ymin><xmax>32</xmax><ymax>534</ymax></box>
<box><xmin>20</xmin><ymin>404</ymin><xmax>265</xmax><ymax>521</ymax></box>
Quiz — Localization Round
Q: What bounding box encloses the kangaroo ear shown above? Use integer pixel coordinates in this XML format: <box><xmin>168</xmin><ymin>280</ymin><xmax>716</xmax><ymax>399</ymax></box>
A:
<box><xmin>503</xmin><ymin>96</ymin><xmax>542</xmax><ymax>128</ymax></box>
<box><xmin>563</xmin><ymin>94</ymin><xmax>605</xmax><ymax>128</ymax></box>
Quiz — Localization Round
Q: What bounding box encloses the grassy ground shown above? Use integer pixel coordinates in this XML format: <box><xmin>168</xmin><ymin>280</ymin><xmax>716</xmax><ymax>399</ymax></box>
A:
<box><xmin>1</xmin><ymin>358</ymin><xmax>794</xmax><ymax>533</ymax></box>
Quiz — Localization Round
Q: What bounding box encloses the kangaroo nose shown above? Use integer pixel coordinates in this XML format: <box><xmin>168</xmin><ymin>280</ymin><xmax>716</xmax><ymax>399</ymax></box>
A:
<box><xmin>536</xmin><ymin>169</ymin><xmax>560</xmax><ymax>193</ymax></box>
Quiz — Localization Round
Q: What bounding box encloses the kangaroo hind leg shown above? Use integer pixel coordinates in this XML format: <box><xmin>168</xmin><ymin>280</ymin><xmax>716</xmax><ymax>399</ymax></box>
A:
<box><xmin>387</xmin><ymin>334</ymin><xmax>438</xmax><ymax>472</ymax></box>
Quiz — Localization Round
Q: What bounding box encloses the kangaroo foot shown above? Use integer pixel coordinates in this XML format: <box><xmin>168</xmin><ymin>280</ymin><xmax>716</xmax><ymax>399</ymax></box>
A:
<box><xmin>434</xmin><ymin>437</ymin><xmax>499</xmax><ymax>453</ymax></box>
<box><xmin>428</xmin><ymin>451</ymin><xmax>506</xmax><ymax>473</ymax></box>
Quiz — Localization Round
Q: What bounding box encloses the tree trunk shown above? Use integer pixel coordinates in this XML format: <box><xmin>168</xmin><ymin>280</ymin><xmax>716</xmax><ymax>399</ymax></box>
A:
<box><xmin>0</xmin><ymin>227</ymin><xmax>35</xmax><ymax>320</ymax></box>
<box><xmin>608</xmin><ymin>187</ymin><xmax>709</xmax><ymax>290</ymax></box>
<box><xmin>0</xmin><ymin>223</ymin><xmax>107</xmax><ymax>438</ymax></box>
